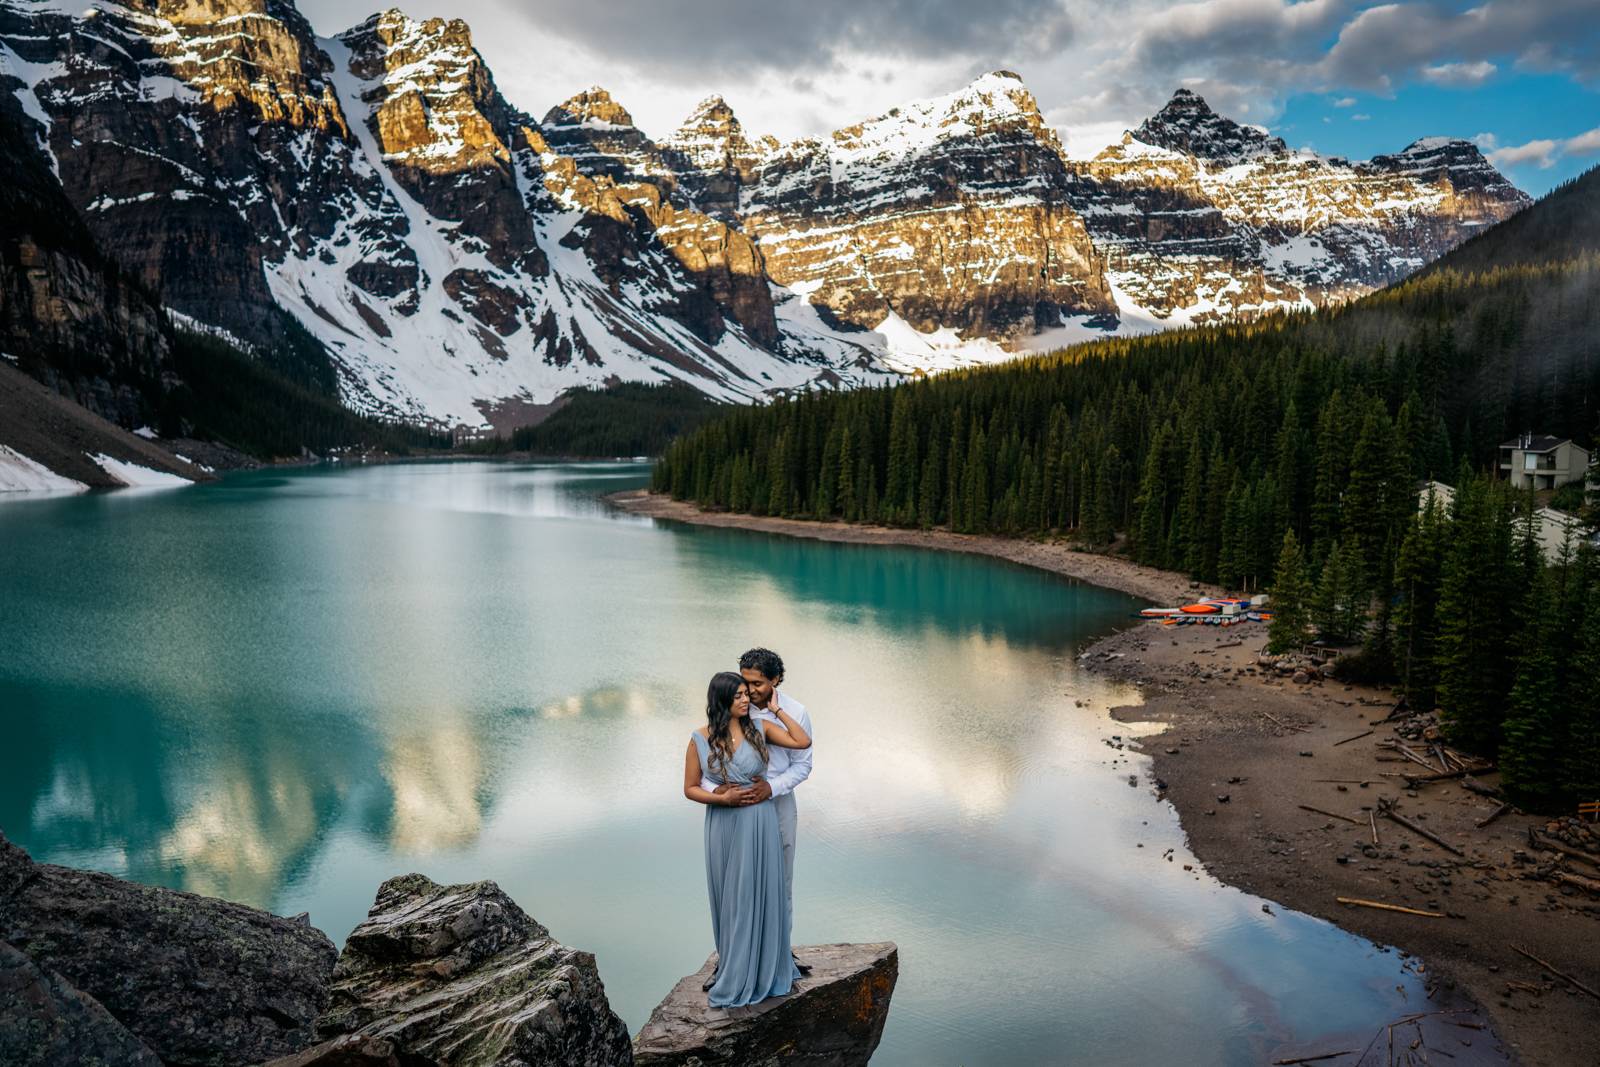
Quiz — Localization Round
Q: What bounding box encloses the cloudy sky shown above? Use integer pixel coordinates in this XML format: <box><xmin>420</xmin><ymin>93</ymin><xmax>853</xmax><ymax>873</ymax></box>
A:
<box><xmin>301</xmin><ymin>0</ymin><xmax>1598</xmax><ymax>194</ymax></box>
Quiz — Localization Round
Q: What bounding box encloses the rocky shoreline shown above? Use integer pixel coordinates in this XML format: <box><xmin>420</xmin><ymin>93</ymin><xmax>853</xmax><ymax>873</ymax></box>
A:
<box><xmin>609</xmin><ymin>490</ymin><xmax>1600</xmax><ymax>1067</ymax></box>
<box><xmin>0</xmin><ymin>832</ymin><xmax>897</xmax><ymax>1066</ymax></box>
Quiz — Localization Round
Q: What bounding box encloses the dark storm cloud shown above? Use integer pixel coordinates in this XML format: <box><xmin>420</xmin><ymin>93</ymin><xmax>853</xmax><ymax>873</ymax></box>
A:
<box><xmin>518</xmin><ymin>0</ymin><xmax>1076</xmax><ymax>77</ymax></box>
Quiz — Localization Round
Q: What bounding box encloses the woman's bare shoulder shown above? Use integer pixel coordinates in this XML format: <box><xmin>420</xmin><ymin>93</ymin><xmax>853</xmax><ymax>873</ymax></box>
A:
<box><xmin>693</xmin><ymin>725</ymin><xmax>710</xmax><ymax>738</ymax></box>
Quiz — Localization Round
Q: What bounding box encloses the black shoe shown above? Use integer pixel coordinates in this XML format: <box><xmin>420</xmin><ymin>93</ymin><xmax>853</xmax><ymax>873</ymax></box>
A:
<box><xmin>793</xmin><ymin>955</ymin><xmax>812</xmax><ymax>977</ymax></box>
<box><xmin>702</xmin><ymin>971</ymin><xmax>717</xmax><ymax>991</ymax></box>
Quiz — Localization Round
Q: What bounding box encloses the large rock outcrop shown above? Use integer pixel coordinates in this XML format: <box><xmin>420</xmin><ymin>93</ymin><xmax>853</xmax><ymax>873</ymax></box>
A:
<box><xmin>309</xmin><ymin>873</ymin><xmax>633</xmax><ymax>1067</ymax></box>
<box><xmin>0</xmin><ymin>940</ymin><xmax>163</xmax><ymax>1067</ymax></box>
<box><xmin>632</xmin><ymin>942</ymin><xmax>899</xmax><ymax>1067</ymax></box>
<box><xmin>0</xmin><ymin>830</ymin><xmax>338</xmax><ymax>1066</ymax></box>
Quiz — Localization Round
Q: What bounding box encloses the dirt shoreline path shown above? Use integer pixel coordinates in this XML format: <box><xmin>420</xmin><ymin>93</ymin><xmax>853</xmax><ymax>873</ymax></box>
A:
<box><xmin>611</xmin><ymin>489</ymin><xmax>1599</xmax><ymax>1067</ymax></box>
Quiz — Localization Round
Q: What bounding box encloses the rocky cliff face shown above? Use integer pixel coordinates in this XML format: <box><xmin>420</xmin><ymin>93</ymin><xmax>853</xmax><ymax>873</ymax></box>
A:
<box><xmin>0</xmin><ymin>89</ymin><xmax>171</xmax><ymax>427</ymax></box>
<box><xmin>737</xmin><ymin>72</ymin><xmax>1116</xmax><ymax>357</ymax></box>
<box><xmin>1067</xmin><ymin>90</ymin><xmax>1530</xmax><ymax>328</ymax></box>
<box><xmin>0</xmin><ymin>0</ymin><xmax>1529</xmax><ymax>426</ymax></box>
<box><xmin>585</xmin><ymin>78</ymin><xmax>1528</xmax><ymax>369</ymax></box>
<box><xmin>0</xmin><ymin>0</ymin><xmax>888</xmax><ymax>430</ymax></box>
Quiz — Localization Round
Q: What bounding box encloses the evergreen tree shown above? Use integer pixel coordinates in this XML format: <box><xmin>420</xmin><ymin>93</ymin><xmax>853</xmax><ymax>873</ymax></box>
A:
<box><xmin>1268</xmin><ymin>530</ymin><xmax>1312</xmax><ymax>653</ymax></box>
<box><xmin>1395</xmin><ymin>490</ymin><xmax>1449</xmax><ymax>709</ymax></box>
<box><xmin>837</xmin><ymin>427</ymin><xmax>858</xmax><ymax>520</ymax></box>
<box><xmin>1313</xmin><ymin>539</ymin><xmax>1366</xmax><ymax>642</ymax></box>
<box><xmin>1436</xmin><ymin>477</ymin><xmax>1517</xmax><ymax>754</ymax></box>
<box><xmin>1500</xmin><ymin>565</ymin><xmax>1562</xmax><ymax>808</ymax></box>
<box><xmin>1563</xmin><ymin>560</ymin><xmax>1600</xmax><ymax>806</ymax></box>
<box><xmin>884</xmin><ymin>390</ymin><xmax>918</xmax><ymax>523</ymax></box>
<box><xmin>1134</xmin><ymin>426</ymin><xmax>1171</xmax><ymax>566</ymax></box>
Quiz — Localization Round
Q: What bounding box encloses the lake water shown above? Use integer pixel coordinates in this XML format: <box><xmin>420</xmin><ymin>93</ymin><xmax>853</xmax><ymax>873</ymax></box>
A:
<box><xmin>0</xmin><ymin>462</ymin><xmax>1432</xmax><ymax>1064</ymax></box>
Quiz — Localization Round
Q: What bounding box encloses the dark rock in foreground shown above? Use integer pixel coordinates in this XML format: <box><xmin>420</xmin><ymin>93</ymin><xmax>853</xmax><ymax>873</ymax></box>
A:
<box><xmin>0</xmin><ymin>830</ymin><xmax>337</xmax><ymax>1066</ymax></box>
<box><xmin>633</xmin><ymin>942</ymin><xmax>898</xmax><ymax>1066</ymax></box>
<box><xmin>260</xmin><ymin>1032</ymin><xmax>437</xmax><ymax>1067</ymax></box>
<box><xmin>311</xmin><ymin>873</ymin><xmax>632</xmax><ymax>1067</ymax></box>
<box><xmin>0</xmin><ymin>940</ymin><xmax>163</xmax><ymax>1066</ymax></box>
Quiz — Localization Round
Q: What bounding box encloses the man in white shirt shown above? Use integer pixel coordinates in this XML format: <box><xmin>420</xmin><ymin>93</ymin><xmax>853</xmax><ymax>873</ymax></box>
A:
<box><xmin>703</xmin><ymin>646</ymin><xmax>814</xmax><ymax>978</ymax></box>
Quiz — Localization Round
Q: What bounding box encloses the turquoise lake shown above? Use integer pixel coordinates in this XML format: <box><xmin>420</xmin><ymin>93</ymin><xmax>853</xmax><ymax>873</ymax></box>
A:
<box><xmin>0</xmin><ymin>462</ymin><xmax>1432</xmax><ymax>1064</ymax></box>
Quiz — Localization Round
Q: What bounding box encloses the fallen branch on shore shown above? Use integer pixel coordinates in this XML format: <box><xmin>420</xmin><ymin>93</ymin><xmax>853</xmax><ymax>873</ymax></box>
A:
<box><xmin>1299</xmin><ymin>804</ymin><xmax>1361</xmax><ymax>825</ymax></box>
<box><xmin>1402</xmin><ymin>765</ymin><xmax>1496</xmax><ymax>785</ymax></box>
<box><xmin>1509</xmin><ymin>944</ymin><xmax>1600</xmax><ymax>1001</ymax></box>
<box><xmin>1475</xmin><ymin>802</ymin><xmax>1515</xmax><ymax>829</ymax></box>
<box><xmin>1336</xmin><ymin>896</ymin><xmax>1445</xmax><ymax>918</ymax></box>
<box><xmin>1528</xmin><ymin>828</ymin><xmax>1600</xmax><ymax>870</ymax></box>
<box><xmin>1378</xmin><ymin>799</ymin><xmax>1465</xmax><ymax>856</ymax></box>
<box><xmin>1460</xmin><ymin>776</ymin><xmax>1501</xmax><ymax>799</ymax></box>
<box><xmin>1552</xmin><ymin>871</ymin><xmax>1600</xmax><ymax>896</ymax></box>
<box><xmin>1333</xmin><ymin>730</ymin><xmax>1374</xmax><ymax>746</ymax></box>
<box><xmin>1272</xmin><ymin>1050</ymin><xmax>1357</xmax><ymax>1065</ymax></box>
<box><xmin>1380</xmin><ymin>740</ymin><xmax>1441</xmax><ymax>772</ymax></box>
<box><xmin>1369</xmin><ymin>809</ymin><xmax>1380</xmax><ymax>846</ymax></box>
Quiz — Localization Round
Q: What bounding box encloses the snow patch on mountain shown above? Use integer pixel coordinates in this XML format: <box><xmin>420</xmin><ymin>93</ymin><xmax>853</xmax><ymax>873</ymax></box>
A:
<box><xmin>0</xmin><ymin>445</ymin><xmax>85</xmax><ymax>494</ymax></box>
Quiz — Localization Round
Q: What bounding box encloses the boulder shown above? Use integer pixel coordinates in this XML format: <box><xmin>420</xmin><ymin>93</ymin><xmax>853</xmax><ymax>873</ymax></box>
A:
<box><xmin>0</xmin><ymin>940</ymin><xmax>163</xmax><ymax>1066</ymax></box>
<box><xmin>315</xmin><ymin>873</ymin><xmax>632</xmax><ymax>1067</ymax></box>
<box><xmin>633</xmin><ymin>942</ymin><xmax>898</xmax><ymax>1067</ymax></box>
<box><xmin>0</xmin><ymin>830</ymin><xmax>337</xmax><ymax>1066</ymax></box>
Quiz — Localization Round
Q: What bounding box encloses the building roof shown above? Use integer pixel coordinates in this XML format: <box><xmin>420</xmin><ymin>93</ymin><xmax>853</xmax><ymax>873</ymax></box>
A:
<box><xmin>1500</xmin><ymin>434</ymin><xmax>1570</xmax><ymax>453</ymax></box>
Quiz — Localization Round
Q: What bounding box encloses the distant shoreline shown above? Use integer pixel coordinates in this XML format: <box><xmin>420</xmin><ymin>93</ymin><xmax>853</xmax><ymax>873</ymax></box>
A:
<box><xmin>605</xmin><ymin>489</ymin><xmax>1216</xmax><ymax>606</ymax></box>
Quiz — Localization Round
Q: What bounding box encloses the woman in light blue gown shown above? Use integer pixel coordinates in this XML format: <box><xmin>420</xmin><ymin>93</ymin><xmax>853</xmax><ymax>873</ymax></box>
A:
<box><xmin>683</xmin><ymin>671</ymin><xmax>811</xmax><ymax>1008</ymax></box>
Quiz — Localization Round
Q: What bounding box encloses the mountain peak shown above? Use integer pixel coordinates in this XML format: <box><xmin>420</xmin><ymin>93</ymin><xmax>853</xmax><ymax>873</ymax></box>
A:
<box><xmin>1131</xmin><ymin>88</ymin><xmax>1286</xmax><ymax>164</ymax></box>
<box><xmin>1365</xmin><ymin>137</ymin><xmax>1523</xmax><ymax>197</ymax></box>
<box><xmin>544</xmin><ymin>87</ymin><xmax>634</xmax><ymax>129</ymax></box>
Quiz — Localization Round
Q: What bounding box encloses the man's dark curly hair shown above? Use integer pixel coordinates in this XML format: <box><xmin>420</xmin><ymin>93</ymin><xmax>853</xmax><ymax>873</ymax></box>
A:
<box><xmin>739</xmin><ymin>647</ymin><xmax>785</xmax><ymax>682</ymax></box>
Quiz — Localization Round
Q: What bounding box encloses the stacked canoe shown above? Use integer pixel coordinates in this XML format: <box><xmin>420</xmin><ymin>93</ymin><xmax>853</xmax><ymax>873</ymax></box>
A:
<box><xmin>1138</xmin><ymin>597</ymin><xmax>1272</xmax><ymax>626</ymax></box>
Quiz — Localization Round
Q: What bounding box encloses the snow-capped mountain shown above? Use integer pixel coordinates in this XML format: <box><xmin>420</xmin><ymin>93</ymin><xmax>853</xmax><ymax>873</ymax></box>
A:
<box><xmin>0</xmin><ymin>1</ymin><xmax>888</xmax><ymax>429</ymax></box>
<box><xmin>1068</xmin><ymin>90</ymin><xmax>1530</xmax><ymax>329</ymax></box>
<box><xmin>0</xmin><ymin>1</ymin><xmax>1529</xmax><ymax>428</ymax></box>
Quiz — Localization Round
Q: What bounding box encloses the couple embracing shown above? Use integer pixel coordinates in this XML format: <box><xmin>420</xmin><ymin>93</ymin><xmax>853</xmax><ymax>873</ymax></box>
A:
<box><xmin>682</xmin><ymin>647</ymin><xmax>815</xmax><ymax>1009</ymax></box>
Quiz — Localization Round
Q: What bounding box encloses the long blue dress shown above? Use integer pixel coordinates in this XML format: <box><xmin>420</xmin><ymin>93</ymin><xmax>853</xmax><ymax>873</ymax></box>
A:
<box><xmin>692</xmin><ymin>730</ymin><xmax>801</xmax><ymax>1008</ymax></box>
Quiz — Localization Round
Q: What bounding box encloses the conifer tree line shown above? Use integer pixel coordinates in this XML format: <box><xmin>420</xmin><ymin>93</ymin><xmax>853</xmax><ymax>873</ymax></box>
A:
<box><xmin>654</xmin><ymin>248</ymin><xmax>1600</xmax><ymax>810</ymax></box>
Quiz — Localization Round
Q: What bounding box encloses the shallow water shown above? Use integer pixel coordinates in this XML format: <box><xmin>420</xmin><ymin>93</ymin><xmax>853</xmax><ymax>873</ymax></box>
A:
<box><xmin>0</xmin><ymin>462</ymin><xmax>1432</xmax><ymax>1064</ymax></box>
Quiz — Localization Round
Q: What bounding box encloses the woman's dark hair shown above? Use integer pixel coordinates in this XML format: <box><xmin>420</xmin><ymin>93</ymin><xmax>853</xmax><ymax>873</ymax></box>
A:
<box><xmin>738</xmin><ymin>647</ymin><xmax>785</xmax><ymax>683</ymax></box>
<box><xmin>705</xmin><ymin>671</ymin><xmax>769</xmax><ymax>778</ymax></box>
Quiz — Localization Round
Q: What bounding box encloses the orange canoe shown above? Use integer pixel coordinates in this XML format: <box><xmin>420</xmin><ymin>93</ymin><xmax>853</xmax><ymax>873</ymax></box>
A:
<box><xmin>1179</xmin><ymin>603</ymin><xmax>1219</xmax><ymax>614</ymax></box>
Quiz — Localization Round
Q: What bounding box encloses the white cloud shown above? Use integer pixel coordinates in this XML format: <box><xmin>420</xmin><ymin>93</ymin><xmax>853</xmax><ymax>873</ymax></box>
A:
<box><xmin>1351</xmin><ymin>113</ymin><xmax>1371</xmax><ymax>120</ymax></box>
<box><xmin>1486</xmin><ymin>126</ymin><xmax>1600</xmax><ymax>170</ymax></box>
<box><xmin>1331</xmin><ymin>96</ymin><xmax>1358</xmax><ymax>107</ymax></box>
<box><xmin>1567</xmin><ymin>127</ymin><xmax>1600</xmax><ymax>156</ymax></box>
<box><xmin>1421</xmin><ymin>60</ymin><xmax>1497</xmax><ymax>87</ymax></box>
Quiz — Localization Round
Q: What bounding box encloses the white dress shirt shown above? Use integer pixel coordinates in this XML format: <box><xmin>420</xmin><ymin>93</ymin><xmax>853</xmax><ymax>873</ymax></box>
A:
<box><xmin>701</xmin><ymin>690</ymin><xmax>813</xmax><ymax>796</ymax></box>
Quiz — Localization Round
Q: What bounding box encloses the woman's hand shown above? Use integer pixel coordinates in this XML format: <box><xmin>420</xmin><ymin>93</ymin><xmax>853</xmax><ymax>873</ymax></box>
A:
<box><xmin>762</xmin><ymin>707</ymin><xmax>811</xmax><ymax>749</ymax></box>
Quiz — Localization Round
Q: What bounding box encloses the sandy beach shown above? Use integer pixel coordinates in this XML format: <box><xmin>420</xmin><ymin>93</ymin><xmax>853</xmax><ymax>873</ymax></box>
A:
<box><xmin>611</xmin><ymin>489</ymin><xmax>1600</xmax><ymax>1067</ymax></box>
